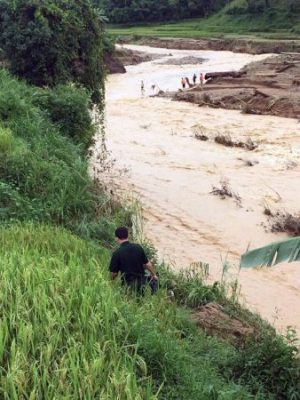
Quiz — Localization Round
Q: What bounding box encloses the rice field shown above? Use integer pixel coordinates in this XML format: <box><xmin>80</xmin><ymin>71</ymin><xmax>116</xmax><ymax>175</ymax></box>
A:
<box><xmin>0</xmin><ymin>224</ymin><xmax>270</xmax><ymax>399</ymax></box>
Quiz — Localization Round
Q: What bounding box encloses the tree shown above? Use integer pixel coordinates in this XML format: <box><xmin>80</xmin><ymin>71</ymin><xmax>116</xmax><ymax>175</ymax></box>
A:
<box><xmin>93</xmin><ymin>0</ymin><xmax>229</xmax><ymax>23</ymax></box>
<box><xmin>0</xmin><ymin>0</ymin><xmax>105</xmax><ymax>104</ymax></box>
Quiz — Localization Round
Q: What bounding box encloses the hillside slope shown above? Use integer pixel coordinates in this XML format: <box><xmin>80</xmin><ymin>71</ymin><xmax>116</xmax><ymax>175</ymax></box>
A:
<box><xmin>0</xmin><ymin>224</ymin><xmax>261</xmax><ymax>399</ymax></box>
<box><xmin>109</xmin><ymin>0</ymin><xmax>300</xmax><ymax>40</ymax></box>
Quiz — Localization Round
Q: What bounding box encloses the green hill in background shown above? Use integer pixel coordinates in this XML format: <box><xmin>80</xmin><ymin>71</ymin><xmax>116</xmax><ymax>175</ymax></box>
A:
<box><xmin>107</xmin><ymin>0</ymin><xmax>300</xmax><ymax>40</ymax></box>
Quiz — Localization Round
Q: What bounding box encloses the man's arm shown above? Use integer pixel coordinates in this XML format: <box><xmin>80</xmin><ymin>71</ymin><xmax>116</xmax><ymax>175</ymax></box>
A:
<box><xmin>111</xmin><ymin>272</ymin><xmax>118</xmax><ymax>280</ymax></box>
<box><xmin>140</xmin><ymin>246</ymin><xmax>158</xmax><ymax>280</ymax></box>
<box><xmin>109</xmin><ymin>252</ymin><xmax>120</xmax><ymax>280</ymax></box>
<box><xmin>144</xmin><ymin>260</ymin><xmax>158</xmax><ymax>280</ymax></box>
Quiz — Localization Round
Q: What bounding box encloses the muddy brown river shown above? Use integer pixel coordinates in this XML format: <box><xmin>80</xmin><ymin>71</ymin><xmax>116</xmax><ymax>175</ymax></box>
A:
<box><xmin>95</xmin><ymin>45</ymin><xmax>300</xmax><ymax>335</ymax></box>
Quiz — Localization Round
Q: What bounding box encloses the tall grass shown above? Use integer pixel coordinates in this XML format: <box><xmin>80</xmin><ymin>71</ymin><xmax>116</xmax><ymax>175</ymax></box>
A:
<box><xmin>0</xmin><ymin>224</ymin><xmax>259</xmax><ymax>399</ymax></box>
<box><xmin>140</xmin><ymin>240</ymin><xmax>300</xmax><ymax>399</ymax></box>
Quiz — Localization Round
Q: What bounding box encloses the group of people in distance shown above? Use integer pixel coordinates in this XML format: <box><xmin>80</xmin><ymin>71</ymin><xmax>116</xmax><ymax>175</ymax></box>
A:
<box><xmin>141</xmin><ymin>80</ymin><xmax>157</xmax><ymax>96</ymax></box>
<box><xmin>140</xmin><ymin>72</ymin><xmax>205</xmax><ymax>95</ymax></box>
<box><xmin>181</xmin><ymin>72</ymin><xmax>205</xmax><ymax>89</ymax></box>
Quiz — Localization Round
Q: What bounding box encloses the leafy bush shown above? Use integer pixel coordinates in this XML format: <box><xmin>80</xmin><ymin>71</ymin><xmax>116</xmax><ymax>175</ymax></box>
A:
<box><xmin>223</xmin><ymin>329</ymin><xmax>300</xmax><ymax>399</ymax></box>
<box><xmin>0</xmin><ymin>69</ymin><xmax>124</xmax><ymax>244</ymax></box>
<box><xmin>0</xmin><ymin>0</ymin><xmax>105</xmax><ymax>104</ymax></box>
<box><xmin>94</xmin><ymin>0</ymin><xmax>229</xmax><ymax>23</ymax></box>
<box><xmin>34</xmin><ymin>84</ymin><xmax>96</xmax><ymax>152</ymax></box>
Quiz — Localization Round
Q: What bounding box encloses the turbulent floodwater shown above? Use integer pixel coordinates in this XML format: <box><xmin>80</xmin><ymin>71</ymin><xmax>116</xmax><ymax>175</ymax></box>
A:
<box><xmin>96</xmin><ymin>45</ymin><xmax>300</xmax><ymax>334</ymax></box>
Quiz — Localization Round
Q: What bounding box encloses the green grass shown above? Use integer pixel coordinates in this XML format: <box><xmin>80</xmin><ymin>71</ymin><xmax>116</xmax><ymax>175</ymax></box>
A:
<box><xmin>108</xmin><ymin>0</ymin><xmax>300</xmax><ymax>41</ymax></box>
<box><xmin>0</xmin><ymin>224</ymin><xmax>299</xmax><ymax>399</ymax></box>
<box><xmin>0</xmin><ymin>224</ymin><xmax>254</xmax><ymax>399</ymax></box>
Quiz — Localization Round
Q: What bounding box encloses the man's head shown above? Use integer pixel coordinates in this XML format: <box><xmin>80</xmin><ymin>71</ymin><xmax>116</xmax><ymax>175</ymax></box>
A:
<box><xmin>115</xmin><ymin>226</ymin><xmax>129</xmax><ymax>243</ymax></box>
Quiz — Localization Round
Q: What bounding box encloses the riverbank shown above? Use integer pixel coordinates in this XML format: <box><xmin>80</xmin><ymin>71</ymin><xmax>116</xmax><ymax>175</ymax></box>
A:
<box><xmin>104</xmin><ymin>47</ymin><xmax>167</xmax><ymax>74</ymax></box>
<box><xmin>166</xmin><ymin>53</ymin><xmax>300</xmax><ymax>120</ymax></box>
<box><xmin>114</xmin><ymin>35</ymin><xmax>300</xmax><ymax>55</ymax></box>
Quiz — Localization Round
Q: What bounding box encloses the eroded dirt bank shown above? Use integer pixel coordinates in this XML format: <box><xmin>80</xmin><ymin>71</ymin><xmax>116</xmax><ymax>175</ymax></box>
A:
<box><xmin>125</xmin><ymin>36</ymin><xmax>300</xmax><ymax>55</ymax></box>
<box><xmin>105</xmin><ymin>47</ymin><xmax>167</xmax><ymax>73</ymax></box>
<box><xmin>167</xmin><ymin>53</ymin><xmax>300</xmax><ymax>119</ymax></box>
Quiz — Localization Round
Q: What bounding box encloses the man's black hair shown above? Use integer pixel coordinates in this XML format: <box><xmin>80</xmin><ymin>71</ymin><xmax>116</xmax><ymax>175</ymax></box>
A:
<box><xmin>115</xmin><ymin>226</ymin><xmax>129</xmax><ymax>240</ymax></box>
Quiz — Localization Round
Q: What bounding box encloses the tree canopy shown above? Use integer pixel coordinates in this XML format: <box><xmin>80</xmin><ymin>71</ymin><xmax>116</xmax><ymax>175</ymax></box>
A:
<box><xmin>93</xmin><ymin>0</ymin><xmax>231</xmax><ymax>24</ymax></box>
<box><xmin>0</xmin><ymin>0</ymin><xmax>105</xmax><ymax>103</ymax></box>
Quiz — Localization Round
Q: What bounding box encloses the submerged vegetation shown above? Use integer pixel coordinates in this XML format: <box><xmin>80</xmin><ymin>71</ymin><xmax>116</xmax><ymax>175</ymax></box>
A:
<box><xmin>0</xmin><ymin>0</ymin><xmax>299</xmax><ymax>398</ymax></box>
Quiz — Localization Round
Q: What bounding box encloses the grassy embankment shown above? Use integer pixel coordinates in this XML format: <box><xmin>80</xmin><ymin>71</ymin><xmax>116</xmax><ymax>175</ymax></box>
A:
<box><xmin>109</xmin><ymin>0</ymin><xmax>300</xmax><ymax>41</ymax></box>
<box><xmin>0</xmin><ymin>67</ymin><xmax>300</xmax><ymax>398</ymax></box>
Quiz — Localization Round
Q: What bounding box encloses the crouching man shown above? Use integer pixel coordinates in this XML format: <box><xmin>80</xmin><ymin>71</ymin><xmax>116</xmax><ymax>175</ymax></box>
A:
<box><xmin>109</xmin><ymin>226</ymin><xmax>158</xmax><ymax>294</ymax></box>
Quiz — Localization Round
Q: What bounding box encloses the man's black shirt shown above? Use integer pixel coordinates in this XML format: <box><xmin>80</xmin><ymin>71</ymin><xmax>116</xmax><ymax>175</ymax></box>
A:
<box><xmin>109</xmin><ymin>241</ymin><xmax>148</xmax><ymax>283</ymax></box>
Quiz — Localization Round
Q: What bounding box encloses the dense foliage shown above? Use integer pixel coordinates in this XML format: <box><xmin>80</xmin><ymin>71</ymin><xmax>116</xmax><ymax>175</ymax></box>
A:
<box><xmin>0</xmin><ymin>69</ymin><xmax>127</xmax><ymax>244</ymax></box>
<box><xmin>94</xmin><ymin>0</ymin><xmax>231</xmax><ymax>23</ymax></box>
<box><xmin>226</xmin><ymin>0</ymin><xmax>300</xmax><ymax>15</ymax></box>
<box><xmin>34</xmin><ymin>84</ymin><xmax>96</xmax><ymax>152</ymax></box>
<box><xmin>109</xmin><ymin>0</ymin><xmax>300</xmax><ymax>39</ymax></box>
<box><xmin>0</xmin><ymin>1</ymin><xmax>299</xmax><ymax>397</ymax></box>
<box><xmin>0</xmin><ymin>0</ymin><xmax>105</xmax><ymax>103</ymax></box>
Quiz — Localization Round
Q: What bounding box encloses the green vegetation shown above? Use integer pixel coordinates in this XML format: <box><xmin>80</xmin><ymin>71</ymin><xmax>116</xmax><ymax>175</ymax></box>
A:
<box><xmin>0</xmin><ymin>0</ymin><xmax>300</xmax><ymax>398</ymax></box>
<box><xmin>0</xmin><ymin>225</ymin><xmax>299</xmax><ymax>399</ymax></box>
<box><xmin>93</xmin><ymin>0</ymin><xmax>229</xmax><ymax>24</ymax></box>
<box><xmin>0</xmin><ymin>69</ymin><xmax>128</xmax><ymax>244</ymax></box>
<box><xmin>35</xmin><ymin>84</ymin><xmax>96</xmax><ymax>151</ymax></box>
<box><xmin>108</xmin><ymin>0</ymin><xmax>300</xmax><ymax>40</ymax></box>
<box><xmin>0</xmin><ymin>0</ymin><xmax>106</xmax><ymax>103</ymax></box>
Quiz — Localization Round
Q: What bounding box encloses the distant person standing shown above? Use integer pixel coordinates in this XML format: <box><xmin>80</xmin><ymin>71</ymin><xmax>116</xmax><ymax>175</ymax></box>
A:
<box><xmin>193</xmin><ymin>73</ymin><xmax>197</xmax><ymax>85</ymax></box>
<box><xmin>200</xmin><ymin>73</ymin><xmax>204</xmax><ymax>87</ymax></box>
<box><xmin>181</xmin><ymin>77</ymin><xmax>186</xmax><ymax>89</ymax></box>
<box><xmin>141</xmin><ymin>80</ymin><xmax>145</xmax><ymax>95</ymax></box>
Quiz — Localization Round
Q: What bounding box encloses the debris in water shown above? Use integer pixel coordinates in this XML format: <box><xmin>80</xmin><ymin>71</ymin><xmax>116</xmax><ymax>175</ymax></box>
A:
<box><xmin>211</xmin><ymin>178</ymin><xmax>242</xmax><ymax>206</ymax></box>
<box><xmin>215</xmin><ymin>134</ymin><xmax>258</xmax><ymax>150</ymax></box>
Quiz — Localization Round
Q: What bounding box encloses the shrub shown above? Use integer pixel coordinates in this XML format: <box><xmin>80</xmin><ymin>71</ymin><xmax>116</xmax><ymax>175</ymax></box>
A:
<box><xmin>34</xmin><ymin>85</ymin><xmax>96</xmax><ymax>152</ymax></box>
<box><xmin>0</xmin><ymin>0</ymin><xmax>105</xmax><ymax>104</ymax></box>
<box><xmin>0</xmin><ymin>69</ymin><xmax>124</xmax><ymax>244</ymax></box>
<box><xmin>223</xmin><ymin>329</ymin><xmax>300</xmax><ymax>399</ymax></box>
<box><xmin>269</xmin><ymin>210</ymin><xmax>300</xmax><ymax>236</ymax></box>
